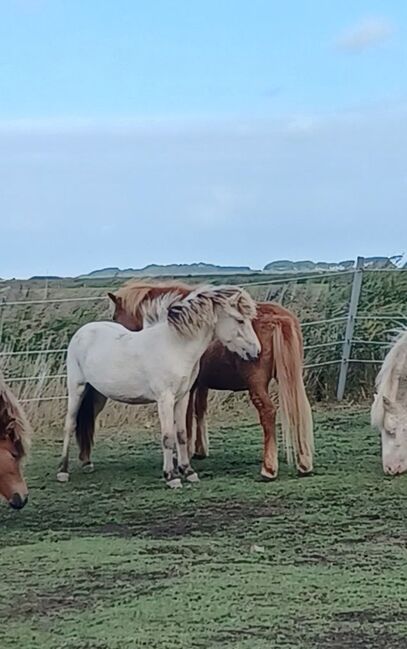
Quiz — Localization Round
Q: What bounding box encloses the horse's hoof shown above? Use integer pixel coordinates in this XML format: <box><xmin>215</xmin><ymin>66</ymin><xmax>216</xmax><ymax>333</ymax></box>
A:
<box><xmin>186</xmin><ymin>471</ymin><xmax>199</xmax><ymax>483</ymax></box>
<box><xmin>82</xmin><ymin>462</ymin><xmax>94</xmax><ymax>474</ymax></box>
<box><xmin>166</xmin><ymin>477</ymin><xmax>182</xmax><ymax>489</ymax></box>
<box><xmin>260</xmin><ymin>467</ymin><xmax>277</xmax><ymax>482</ymax></box>
<box><xmin>193</xmin><ymin>453</ymin><xmax>208</xmax><ymax>460</ymax></box>
<box><xmin>298</xmin><ymin>469</ymin><xmax>313</xmax><ymax>478</ymax></box>
<box><xmin>56</xmin><ymin>471</ymin><xmax>70</xmax><ymax>483</ymax></box>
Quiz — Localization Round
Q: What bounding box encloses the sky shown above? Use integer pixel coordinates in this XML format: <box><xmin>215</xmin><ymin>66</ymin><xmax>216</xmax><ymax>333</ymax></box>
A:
<box><xmin>0</xmin><ymin>1</ymin><xmax>406</xmax><ymax>278</ymax></box>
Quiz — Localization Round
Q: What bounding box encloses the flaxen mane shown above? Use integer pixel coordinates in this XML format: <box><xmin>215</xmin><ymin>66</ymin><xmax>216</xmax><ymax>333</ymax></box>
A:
<box><xmin>113</xmin><ymin>279</ymin><xmax>191</xmax><ymax>317</ymax></box>
<box><xmin>140</xmin><ymin>285</ymin><xmax>257</xmax><ymax>337</ymax></box>
<box><xmin>371</xmin><ymin>329</ymin><xmax>407</xmax><ymax>430</ymax></box>
<box><xmin>0</xmin><ymin>370</ymin><xmax>31</xmax><ymax>457</ymax></box>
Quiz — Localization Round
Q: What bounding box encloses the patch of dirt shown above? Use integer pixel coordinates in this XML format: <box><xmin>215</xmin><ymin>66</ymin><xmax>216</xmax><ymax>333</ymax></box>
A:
<box><xmin>334</xmin><ymin>610</ymin><xmax>407</xmax><ymax>624</ymax></box>
<box><xmin>94</xmin><ymin>500</ymin><xmax>285</xmax><ymax>539</ymax></box>
<box><xmin>209</xmin><ymin>625</ymin><xmax>275</xmax><ymax>644</ymax></box>
<box><xmin>314</xmin><ymin>628</ymin><xmax>405</xmax><ymax>649</ymax></box>
<box><xmin>0</xmin><ymin>568</ymin><xmax>180</xmax><ymax>620</ymax></box>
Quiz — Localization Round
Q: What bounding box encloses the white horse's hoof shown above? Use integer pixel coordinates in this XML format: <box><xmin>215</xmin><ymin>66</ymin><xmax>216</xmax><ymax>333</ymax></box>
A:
<box><xmin>166</xmin><ymin>478</ymin><xmax>182</xmax><ymax>489</ymax></box>
<box><xmin>82</xmin><ymin>462</ymin><xmax>94</xmax><ymax>473</ymax></box>
<box><xmin>186</xmin><ymin>471</ymin><xmax>199</xmax><ymax>483</ymax></box>
<box><xmin>57</xmin><ymin>471</ymin><xmax>70</xmax><ymax>483</ymax></box>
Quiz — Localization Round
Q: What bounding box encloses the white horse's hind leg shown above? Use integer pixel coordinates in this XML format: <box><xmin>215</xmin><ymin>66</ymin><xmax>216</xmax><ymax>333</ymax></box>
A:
<box><xmin>175</xmin><ymin>394</ymin><xmax>199</xmax><ymax>483</ymax></box>
<box><xmin>57</xmin><ymin>382</ymin><xmax>86</xmax><ymax>483</ymax></box>
<box><xmin>157</xmin><ymin>393</ymin><xmax>181</xmax><ymax>488</ymax></box>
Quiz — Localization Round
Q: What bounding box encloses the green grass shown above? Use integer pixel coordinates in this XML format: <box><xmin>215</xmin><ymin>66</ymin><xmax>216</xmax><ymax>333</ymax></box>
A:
<box><xmin>1</xmin><ymin>409</ymin><xmax>407</xmax><ymax>648</ymax></box>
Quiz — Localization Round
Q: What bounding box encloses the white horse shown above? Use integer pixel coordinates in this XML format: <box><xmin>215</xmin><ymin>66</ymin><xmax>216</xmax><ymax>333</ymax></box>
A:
<box><xmin>57</xmin><ymin>285</ymin><xmax>261</xmax><ymax>487</ymax></box>
<box><xmin>371</xmin><ymin>329</ymin><xmax>407</xmax><ymax>475</ymax></box>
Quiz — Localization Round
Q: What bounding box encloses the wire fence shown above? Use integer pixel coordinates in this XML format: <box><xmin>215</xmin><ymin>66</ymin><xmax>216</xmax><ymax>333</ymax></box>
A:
<box><xmin>0</xmin><ymin>260</ymin><xmax>406</xmax><ymax>410</ymax></box>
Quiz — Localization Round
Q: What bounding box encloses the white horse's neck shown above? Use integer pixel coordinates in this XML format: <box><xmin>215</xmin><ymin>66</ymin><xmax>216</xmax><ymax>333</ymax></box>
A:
<box><xmin>164</xmin><ymin>319</ymin><xmax>215</xmax><ymax>365</ymax></box>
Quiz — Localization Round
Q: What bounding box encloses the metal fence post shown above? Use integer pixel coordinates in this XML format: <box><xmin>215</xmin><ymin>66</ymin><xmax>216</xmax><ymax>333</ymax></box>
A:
<box><xmin>336</xmin><ymin>256</ymin><xmax>364</xmax><ymax>400</ymax></box>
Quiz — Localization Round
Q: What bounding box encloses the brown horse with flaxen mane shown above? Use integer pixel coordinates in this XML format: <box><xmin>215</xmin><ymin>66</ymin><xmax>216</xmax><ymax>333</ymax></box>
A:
<box><xmin>108</xmin><ymin>280</ymin><xmax>314</xmax><ymax>480</ymax></box>
<box><xmin>0</xmin><ymin>370</ymin><xmax>31</xmax><ymax>509</ymax></box>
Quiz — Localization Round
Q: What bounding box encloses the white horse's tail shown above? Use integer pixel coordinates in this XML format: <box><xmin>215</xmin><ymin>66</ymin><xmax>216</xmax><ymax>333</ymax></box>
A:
<box><xmin>76</xmin><ymin>385</ymin><xmax>97</xmax><ymax>461</ymax></box>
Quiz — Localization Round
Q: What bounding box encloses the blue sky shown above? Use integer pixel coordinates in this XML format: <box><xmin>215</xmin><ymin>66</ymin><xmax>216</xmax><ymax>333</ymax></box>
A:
<box><xmin>0</xmin><ymin>0</ymin><xmax>406</xmax><ymax>277</ymax></box>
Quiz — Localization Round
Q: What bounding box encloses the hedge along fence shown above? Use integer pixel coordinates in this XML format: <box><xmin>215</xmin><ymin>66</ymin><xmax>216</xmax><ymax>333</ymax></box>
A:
<box><xmin>0</xmin><ymin>261</ymin><xmax>406</xmax><ymax>427</ymax></box>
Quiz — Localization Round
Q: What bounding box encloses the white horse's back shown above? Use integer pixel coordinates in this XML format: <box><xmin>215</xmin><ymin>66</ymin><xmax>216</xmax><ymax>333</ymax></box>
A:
<box><xmin>67</xmin><ymin>320</ymin><xmax>186</xmax><ymax>403</ymax></box>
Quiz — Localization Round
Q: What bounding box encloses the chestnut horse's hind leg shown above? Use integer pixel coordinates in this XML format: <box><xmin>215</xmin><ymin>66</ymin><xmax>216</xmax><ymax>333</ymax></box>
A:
<box><xmin>194</xmin><ymin>386</ymin><xmax>209</xmax><ymax>459</ymax></box>
<box><xmin>186</xmin><ymin>389</ymin><xmax>196</xmax><ymax>460</ymax></box>
<box><xmin>249</xmin><ymin>386</ymin><xmax>278</xmax><ymax>481</ymax></box>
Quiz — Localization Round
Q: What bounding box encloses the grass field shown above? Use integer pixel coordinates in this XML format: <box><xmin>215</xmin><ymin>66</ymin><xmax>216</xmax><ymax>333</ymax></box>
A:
<box><xmin>1</xmin><ymin>408</ymin><xmax>407</xmax><ymax>649</ymax></box>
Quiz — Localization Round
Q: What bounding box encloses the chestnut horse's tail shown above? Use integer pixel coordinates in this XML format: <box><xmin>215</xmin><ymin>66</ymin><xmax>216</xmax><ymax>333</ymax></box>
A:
<box><xmin>273</xmin><ymin>316</ymin><xmax>314</xmax><ymax>472</ymax></box>
<box><xmin>76</xmin><ymin>385</ymin><xmax>97</xmax><ymax>461</ymax></box>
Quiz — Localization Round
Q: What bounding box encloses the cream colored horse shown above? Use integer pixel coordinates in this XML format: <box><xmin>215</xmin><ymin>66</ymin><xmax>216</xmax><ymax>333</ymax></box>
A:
<box><xmin>371</xmin><ymin>330</ymin><xmax>407</xmax><ymax>475</ymax></box>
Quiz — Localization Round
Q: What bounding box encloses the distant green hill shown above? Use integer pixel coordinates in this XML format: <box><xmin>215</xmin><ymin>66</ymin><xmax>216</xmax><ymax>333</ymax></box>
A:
<box><xmin>263</xmin><ymin>257</ymin><xmax>399</xmax><ymax>273</ymax></box>
<box><xmin>78</xmin><ymin>262</ymin><xmax>255</xmax><ymax>279</ymax></box>
<box><xmin>72</xmin><ymin>256</ymin><xmax>402</xmax><ymax>279</ymax></box>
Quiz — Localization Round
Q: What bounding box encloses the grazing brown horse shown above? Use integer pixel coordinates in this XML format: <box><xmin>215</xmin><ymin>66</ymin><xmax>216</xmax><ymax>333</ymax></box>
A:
<box><xmin>108</xmin><ymin>280</ymin><xmax>313</xmax><ymax>480</ymax></box>
<box><xmin>0</xmin><ymin>370</ymin><xmax>31</xmax><ymax>509</ymax></box>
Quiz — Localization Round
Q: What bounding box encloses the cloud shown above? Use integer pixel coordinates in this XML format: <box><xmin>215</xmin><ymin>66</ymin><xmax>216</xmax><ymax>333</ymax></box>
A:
<box><xmin>336</xmin><ymin>17</ymin><xmax>394</xmax><ymax>52</ymax></box>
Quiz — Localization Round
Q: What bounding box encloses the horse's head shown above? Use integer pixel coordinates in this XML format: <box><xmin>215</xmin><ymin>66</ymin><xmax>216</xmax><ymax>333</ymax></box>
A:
<box><xmin>0</xmin><ymin>435</ymin><xmax>28</xmax><ymax>509</ymax></box>
<box><xmin>108</xmin><ymin>293</ymin><xmax>142</xmax><ymax>331</ymax></box>
<box><xmin>211</xmin><ymin>287</ymin><xmax>261</xmax><ymax>361</ymax></box>
<box><xmin>380</xmin><ymin>396</ymin><xmax>407</xmax><ymax>476</ymax></box>
<box><xmin>0</xmin><ymin>378</ymin><xmax>30</xmax><ymax>509</ymax></box>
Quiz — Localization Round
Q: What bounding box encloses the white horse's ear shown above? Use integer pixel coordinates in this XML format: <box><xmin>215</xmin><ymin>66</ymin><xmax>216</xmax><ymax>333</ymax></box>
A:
<box><xmin>383</xmin><ymin>396</ymin><xmax>396</xmax><ymax>413</ymax></box>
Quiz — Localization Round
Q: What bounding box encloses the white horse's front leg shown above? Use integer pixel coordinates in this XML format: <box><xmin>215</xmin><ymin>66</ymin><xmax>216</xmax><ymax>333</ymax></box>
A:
<box><xmin>157</xmin><ymin>394</ymin><xmax>182</xmax><ymax>489</ymax></box>
<box><xmin>175</xmin><ymin>394</ymin><xmax>199</xmax><ymax>483</ymax></box>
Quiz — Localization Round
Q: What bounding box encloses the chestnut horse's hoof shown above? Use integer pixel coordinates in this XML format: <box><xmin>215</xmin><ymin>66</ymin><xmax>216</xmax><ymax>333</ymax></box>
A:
<box><xmin>56</xmin><ymin>471</ymin><xmax>70</xmax><ymax>483</ymax></box>
<box><xmin>260</xmin><ymin>467</ymin><xmax>278</xmax><ymax>481</ymax></box>
<box><xmin>298</xmin><ymin>469</ymin><xmax>313</xmax><ymax>478</ymax></box>
<box><xmin>193</xmin><ymin>453</ymin><xmax>208</xmax><ymax>461</ymax></box>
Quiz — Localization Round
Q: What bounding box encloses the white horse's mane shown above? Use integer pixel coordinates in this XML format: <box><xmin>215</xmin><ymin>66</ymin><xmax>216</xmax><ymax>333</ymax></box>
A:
<box><xmin>371</xmin><ymin>329</ymin><xmax>407</xmax><ymax>429</ymax></box>
<box><xmin>140</xmin><ymin>285</ymin><xmax>257</xmax><ymax>337</ymax></box>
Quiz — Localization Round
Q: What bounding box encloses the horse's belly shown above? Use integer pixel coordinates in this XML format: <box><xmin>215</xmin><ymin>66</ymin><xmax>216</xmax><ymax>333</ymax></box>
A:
<box><xmin>87</xmin><ymin>377</ymin><xmax>155</xmax><ymax>405</ymax></box>
<box><xmin>200</xmin><ymin>370</ymin><xmax>248</xmax><ymax>392</ymax></box>
<box><xmin>113</xmin><ymin>395</ymin><xmax>154</xmax><ymax>405</ymax></box>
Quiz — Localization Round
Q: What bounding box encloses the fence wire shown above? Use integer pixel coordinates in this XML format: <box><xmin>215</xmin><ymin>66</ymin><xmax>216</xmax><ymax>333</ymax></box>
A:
<box><xmin>1</xmin><ymin>262</ymin><xmax>406</xmax><ymax>404</ymax></box>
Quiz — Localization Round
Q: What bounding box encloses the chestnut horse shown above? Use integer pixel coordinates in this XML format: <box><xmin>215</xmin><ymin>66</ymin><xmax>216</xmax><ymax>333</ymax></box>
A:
<box><xmin>108</xmin><ymin>280</ymin><xmax>314</xmax><ymax>480</ymax></box>
<box><xmin>0</xmin><ymin>370</ymin><xmax>31</xmax><ymax>509</ymax></box>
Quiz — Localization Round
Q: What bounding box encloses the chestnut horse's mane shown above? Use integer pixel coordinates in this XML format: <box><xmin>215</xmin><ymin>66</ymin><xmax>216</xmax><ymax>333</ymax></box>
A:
<box><xmin>114</xmin><ymin>279</ymin><xmax>191</xmax><ymax>317</ymax></box>
<box><xmin>0</xmin><ymin>370</ymin><xmax>31</xmax><ymax>457</ymax></box>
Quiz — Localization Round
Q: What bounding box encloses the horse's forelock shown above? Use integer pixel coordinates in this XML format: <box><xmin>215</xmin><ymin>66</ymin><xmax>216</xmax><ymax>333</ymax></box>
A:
<box><xmin>210</xmin><ymin>286</ymin><xmax>257</xmax><ymax>319</ymax></box>
<box><xmin>0</xmin><ymin>381</ymin><xmax>31</xmax><ymax>458</ymax></box>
